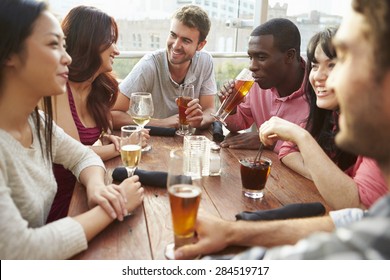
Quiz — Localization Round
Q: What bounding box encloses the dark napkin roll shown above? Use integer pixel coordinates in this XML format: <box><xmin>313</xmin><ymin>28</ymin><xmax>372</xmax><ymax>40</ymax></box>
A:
<box><xmin>112</xmin><ymin>167</ymin><xmax>192</xmax><ymax>188</ymax></box>
<box><xmin>235</xmin><ymin>202</ymin><xmax>326</xmax><ymax>221</ymax></box>
<box><xmin>212</xmin><ymin>121</ymin><xmax>225</xmax><ymax>142</ymax></box>
<box><xmin>144</xmin><ymin>125</ymin><xmax>176</xmax><ymax>137</ymax></box>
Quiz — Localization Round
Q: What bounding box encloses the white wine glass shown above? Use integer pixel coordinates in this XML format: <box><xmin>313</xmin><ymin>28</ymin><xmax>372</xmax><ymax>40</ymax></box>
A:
<box><xmin>164</xmin><ymin>148</ymin><xmax>202</xmax><ymax>260</ymax></box>
<box><xmin>129</xmin><ymin>92</ymin><xmax>154</xmax><ymax>152</ymax></box>
<box><xmin>120</xmin><ymin>125</ymin><xmax>142</xmax><ymax>177</ymax></box>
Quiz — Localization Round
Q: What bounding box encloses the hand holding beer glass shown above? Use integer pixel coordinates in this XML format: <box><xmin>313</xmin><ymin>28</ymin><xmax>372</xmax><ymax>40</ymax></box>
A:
<box><xmin>212</xmin><ymin>68</ymin><xmax>255</xmax><ymax>126</ymax></box>
<box><xmin>176</xmin><ymin>84</ymin><xmax>195</xmax><ymax>136</ymax></box>
<box><xmin>165</xmin><ymin>148</ymin><xmax>202</xmax><ymax>259</ymax></box>
<box><xmin>120</xmin><ymin>125</ymin><xmax>142</xmax><ymax>177</ymax></box>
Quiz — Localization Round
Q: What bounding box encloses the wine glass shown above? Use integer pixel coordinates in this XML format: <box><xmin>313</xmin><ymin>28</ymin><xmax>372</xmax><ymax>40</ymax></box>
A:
<box><xmin>176</xmin><ymin>84</ymin><xmax>194</xmax><ymax>136</ymax></box>
<box><xmin>129</xmin><ymin>92</ymin><xmax>154</xmax><ymax>152</ymax></box>
<box><xmin>120</xmin><ymin>125</ymin><xmax>142</xmax><ymax>177</ymax></box>
<box><xmin>164</xmin><ymin>148</ymin><xmax>202</xmax><ymax>260</ymax></box>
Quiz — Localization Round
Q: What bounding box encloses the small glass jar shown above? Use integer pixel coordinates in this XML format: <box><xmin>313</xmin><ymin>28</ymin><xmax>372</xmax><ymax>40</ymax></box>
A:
<box><xmin>209</xmin><ymin>143</ymin><xmax>221</xmax><ymax>176</ymax></box>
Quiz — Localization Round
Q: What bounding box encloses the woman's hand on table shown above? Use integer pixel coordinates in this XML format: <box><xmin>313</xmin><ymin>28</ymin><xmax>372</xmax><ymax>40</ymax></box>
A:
<box><xmin>140</xmin><ymin>128</ymin><xmax>150</xmax><ymax>148</ymax></box>
<box><xmin>86</xmin><ymin>175</ymin><xmax>143</xmax><ymax>221</ymax></box>
<box><xmin>120</xmin><ymin>175</ymin><xmax>144</xmax><ymax>213</ymax></box>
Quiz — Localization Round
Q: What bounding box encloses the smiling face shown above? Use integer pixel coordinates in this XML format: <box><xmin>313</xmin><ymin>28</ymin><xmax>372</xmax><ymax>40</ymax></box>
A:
<box><xmin>166</xmin><ymin>18</ymin><xmax>206</xmax><ymax>66</ymax></box>
<box><xmin>98</xmin><ymin>41</ymin><xmax>120</xmax><ymax>74</ymax></box>
<box><xmin>247</xmin><ymin>35</ymin><xmax>288</xmax><ymax>90</ymax></box>
<box><xmin>328</xmin><ymin>9</ymin><xmax>390</xmax><ymax>164</ymax></box>
<box><xmin>309</xmin><ymin>45</ymin><xmax>338</xmax><ymax>110</ymax></box>
<box><xmin>9</xmin><ymin>11</ymin><xmax>71</xmax><ymax>99</ymax></box>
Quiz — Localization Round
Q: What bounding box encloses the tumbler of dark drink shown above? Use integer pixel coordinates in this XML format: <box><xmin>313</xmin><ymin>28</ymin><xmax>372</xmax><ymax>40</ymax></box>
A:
<box><xmin>239</xmin><ymin>156</ymin><xmax>272</xmax><ymax>199</ymax></box>
<box><xmin>176</xmin><ymin>84</ymin><xmax>194</xmax><ymax>136</ymax></box>
<box><xmin>212</xmin><ymin>68</ymin><xmax>254</xmax><ymax>126</ymax></box>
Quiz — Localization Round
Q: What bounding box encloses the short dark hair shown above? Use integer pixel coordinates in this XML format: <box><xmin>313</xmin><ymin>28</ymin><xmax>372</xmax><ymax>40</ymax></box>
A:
<box><xmin>352</xmin><ymin>0</ymin><xmax>390</xmax><ymax>81</ymax></box>
<box><xmin>173</xmin><ymin>5</ymin><xmax>211</xmax><ymax>43</ymax></box>
<box><xmin>250</xmin><ymin>18</ymin><xmax>301</xmax><ymax>54</ymax></box>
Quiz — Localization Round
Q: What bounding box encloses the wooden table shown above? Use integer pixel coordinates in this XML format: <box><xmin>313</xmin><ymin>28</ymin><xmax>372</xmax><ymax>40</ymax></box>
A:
<box><xmin>69</xmin><ymin>130</ymin><xmax>330</xmax><ymax>259</ymax></box>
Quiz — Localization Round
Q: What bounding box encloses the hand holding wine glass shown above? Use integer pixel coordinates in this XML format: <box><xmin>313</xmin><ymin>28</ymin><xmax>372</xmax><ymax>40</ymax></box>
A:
<box><xmin>129</xmin><ymin>92</ymin><xmax>154</xmax><ymax>151</ymax></box>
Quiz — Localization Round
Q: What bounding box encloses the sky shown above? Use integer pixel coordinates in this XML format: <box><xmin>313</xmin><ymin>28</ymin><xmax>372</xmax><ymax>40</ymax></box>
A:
<box><xmin>48</xmin><ymin>0</ymin><xmax>353</xmax><ymax>19</ymax></box>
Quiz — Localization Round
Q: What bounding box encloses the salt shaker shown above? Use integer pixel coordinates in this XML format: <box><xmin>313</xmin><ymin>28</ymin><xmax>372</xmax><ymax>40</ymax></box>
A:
<box><xmin>209</xmin><ymin>142</ymin><xmax>221</xmax><ymax>176</ymax></box>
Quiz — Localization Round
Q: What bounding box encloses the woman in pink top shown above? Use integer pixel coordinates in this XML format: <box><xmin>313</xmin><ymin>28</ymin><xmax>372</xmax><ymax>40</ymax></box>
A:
<box><xmin>259</xmin><ymin>28</ymin><xmax>387</xmax><ymax>210</ymax></box>
<box><xmin>47</xmin><ymin>6</ymin><xmax>148</xmax><ymax>222</ymax></box>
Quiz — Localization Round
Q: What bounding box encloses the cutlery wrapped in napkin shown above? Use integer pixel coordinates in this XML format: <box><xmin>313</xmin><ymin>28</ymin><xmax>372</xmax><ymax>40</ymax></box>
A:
<box><xmin>144</xmin><ymin>126</ymin><xmax>176</xmax><ymax>137</ymax></box>
<box><xmin>235</xmin><ymin>202</ymin><xmax>326</xmax><ymax>221</ymax></box>
<box><xmin>112</xmin><ymin>167</ymin><xmax>191</xmax><ymax>188</ymax></box>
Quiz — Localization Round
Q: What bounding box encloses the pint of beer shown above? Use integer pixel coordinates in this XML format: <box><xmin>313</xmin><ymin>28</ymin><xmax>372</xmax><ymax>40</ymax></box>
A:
<box><xmin>165</xmin><ymin>148</ymin><xmax>202</xmax><ymax>257</ymax></box>
<box><xmin>212</xmin><ymin>68</ymin><xmax>255</xmax><ymax>126</ymax></box>
<box><xmin>168</xmin><ymin>184</ymin><xmax>201</xmax><ymax>245</ymax></box>
<box><xmin>176</xmin><ymin>84</ymin><xmax>194</xmax><ymax>136</ymax></box>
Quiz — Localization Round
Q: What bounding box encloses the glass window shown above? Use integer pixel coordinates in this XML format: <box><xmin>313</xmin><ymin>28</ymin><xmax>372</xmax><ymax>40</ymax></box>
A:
<box><xmin>46</xmin><ymin>0</ymin><xmax>351</xmax><ymax>82</ymax></box>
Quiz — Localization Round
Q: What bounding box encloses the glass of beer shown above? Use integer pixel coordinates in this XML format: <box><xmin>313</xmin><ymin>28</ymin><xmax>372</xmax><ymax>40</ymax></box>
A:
<box><xmin>129</xmin><ymin>92</ymin><xmax>154</xmax><ymax>152</ymax></box>
<box><xmin>239</xmin><ymin>156</ymin><xmax>272</xmax><ymax>199</ymax></box>
<box><xmin>176</xmin><ymin>84</ymin><xmax>194</xmax><ymax>136</ymax></box>
<box><xmin>120</xmin><ymin>125</ymin><xmax>142</xmax><ymax>176</ymax></box>
<box><xmin>211</xmin><ymin>68</ymin><xmax>255</xmax><ymax>126</ymax></box>
<box><xmin>165</xmin><ymin>148</ymin><xmax>202</xmax><ymax>259</ymax></box>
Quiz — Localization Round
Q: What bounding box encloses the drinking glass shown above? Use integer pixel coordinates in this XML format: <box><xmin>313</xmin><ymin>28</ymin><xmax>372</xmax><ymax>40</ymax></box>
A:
<box><xmin>120</xmin><ymin>125</ymin><xmax>142</xmax><ymax>177</ymax></box>
<box><xmin>176</xmin><ymin>84</ymin><xmax>194</xmax><ymax>136</ymax></box>
<box><xmin>239</xmin><ymin>156</ymin><xmax>272</xmax><ymax>199</ymax></box>
<box><xmin>165</xmin><ymin>148</ymin><xmax>202</xmax><ymax>260</ymax></box>
<box><xmin>129</xmin><ymin>92</ymin><xmax>154</xmax><ymax>152</ymax></box>
<box><xmin>211</xmin><ymin>68</ymin><xmax>255</xmax><ymax>126</ymax></box>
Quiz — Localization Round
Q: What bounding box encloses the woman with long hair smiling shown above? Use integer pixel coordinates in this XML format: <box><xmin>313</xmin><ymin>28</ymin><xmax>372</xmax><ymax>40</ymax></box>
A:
<box><xmin>0</xmin><ymin>0</ymin><xmax>143</xmax><ymax>259</ymax></box>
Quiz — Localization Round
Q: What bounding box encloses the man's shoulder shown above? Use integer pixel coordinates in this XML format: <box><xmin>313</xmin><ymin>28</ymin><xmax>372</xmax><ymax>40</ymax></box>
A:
<box><xmin>194</xmin><ymin>50</ymin><xmax>213</xmax><ymax>63</ymax></box>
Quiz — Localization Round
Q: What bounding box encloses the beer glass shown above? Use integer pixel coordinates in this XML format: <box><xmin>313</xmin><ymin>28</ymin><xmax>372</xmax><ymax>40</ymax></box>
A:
<box><xmin>212</xmin><ymin>68</ymin><xmax>255</xmax><ymax>126</ymax></box>
<box><xmin>176</xmin><ymin>84</ymin><xmax>194</xmax><ymax>136</ymax></box>
<box><xmin>129</xmin><ymin>92</ymin><xmax>154</xmax><ymax>152</ymax></box>
<box><xmin>165</xmin><ymin>148</ymin><xmax>202</xmax><ymax>259</ymax></box>
<box><xmin>120</xmin><ymin>125</ymin><xmax>142</xmax><ymax>176</ymax></box>
<box><xmin>239</xmin><ymin>156</ymin><xmax>272</xmax><ymax>199</ymax></box>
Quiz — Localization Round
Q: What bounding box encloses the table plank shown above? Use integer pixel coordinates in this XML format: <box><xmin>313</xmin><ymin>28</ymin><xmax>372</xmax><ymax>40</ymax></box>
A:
<box><xmin>69</xmin><ymin>129</ymin><xmax>331</xmax><ymax>259</ymax></box>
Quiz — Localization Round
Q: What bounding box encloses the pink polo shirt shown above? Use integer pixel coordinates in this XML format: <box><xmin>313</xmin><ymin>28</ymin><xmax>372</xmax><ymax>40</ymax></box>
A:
<box><xmin>346</xmin><ymin>156</ymin><xmax>388</xmax><ymax>208</ymax></box>
<box><xmin>225</xmin><ymin>66</ymin><xmax>309</xmax><ymax>153</ymax></box>
<box><xmin>280</xmin><ymin>141</ymin><xmax>388</xmax><ymax>208</ymax></box>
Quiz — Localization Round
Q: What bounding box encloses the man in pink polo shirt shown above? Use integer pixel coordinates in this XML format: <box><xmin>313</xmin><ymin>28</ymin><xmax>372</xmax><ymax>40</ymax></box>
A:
<box><xmin>220</xmin><ymin>18</ymin><xmax>309</xmax><ymax>153</ymax></box>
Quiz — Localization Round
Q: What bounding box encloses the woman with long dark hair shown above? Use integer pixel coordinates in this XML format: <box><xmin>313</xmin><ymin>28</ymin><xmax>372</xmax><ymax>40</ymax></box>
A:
<box><xmin>46</xmin><ymin>6</ymin><xmax>148</xmax><ymax>222</ymax></box>
<box><xmin>259</xmin><ymin>28</ymin><xmax>387</xmax><ymax>210</ymax></box>
<box><xmin>0</xmin><ymin>0</ymin><xmax>143</xmax><ymax>259</ymax></box>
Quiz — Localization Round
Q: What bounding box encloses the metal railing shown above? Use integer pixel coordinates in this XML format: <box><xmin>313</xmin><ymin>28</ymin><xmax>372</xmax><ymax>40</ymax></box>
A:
<box><xmin>118</xmin><ymin>51</ymin><xmax>249</xmax><ymax>59</ymax></box>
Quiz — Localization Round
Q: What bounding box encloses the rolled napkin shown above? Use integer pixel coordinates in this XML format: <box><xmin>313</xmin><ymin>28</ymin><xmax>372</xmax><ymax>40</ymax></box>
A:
<box><xmin>212</xmin><ymin>121</ymin><xmax>225</xmax><ymax>142</ymax></box>
<box><xmin>112</xmin><ymin>166</ymin><xmax>192</xmax><ymax>188</ymax></box>
<box><xmin>144</xmin><ymin>125</ymin><xmax>176</xmax><ymax>137</ymax></box>
<box><xmin>235</xmin><ymin>202</ymin><xmax>326</xmax><ymax>221</ymax></box>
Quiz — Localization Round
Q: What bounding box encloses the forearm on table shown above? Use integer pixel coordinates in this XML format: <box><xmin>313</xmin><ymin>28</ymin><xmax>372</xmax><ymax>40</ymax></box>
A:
<box><xmin>111</xmin><ymin>110</ymin><xmax>133</xmax><ymax>129</ymax></box>
<box><xmin>90</xmin><ymin>144</ymin><xmax>120</xmax><ymax>161</ymax></box>
<box><xmin>78</xmin><ymin>166</ymin><xmax>106</xmax><ymax>190</ymax></box>
<box><xmin>295</xmin><ymin>132</ymin><xmax>361</xmax><ymax>209</ymax></box>
<box><xmin>228</xmin><ymin>216</ymin><xmax>335</xmax><ymax>248</ymax></box>
<box><xmin>281</xmin><ymin>152</ymin><xmax>312</xmax><ymax>180</ymax></box>
<box><xmin>73</xmin><ymin>205</ymin><xmax>113</xmax><ymax>241</ymax></box>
